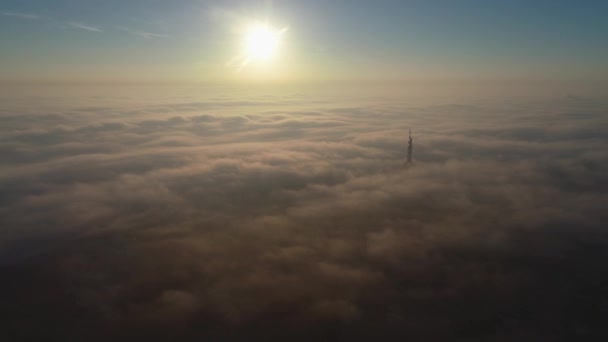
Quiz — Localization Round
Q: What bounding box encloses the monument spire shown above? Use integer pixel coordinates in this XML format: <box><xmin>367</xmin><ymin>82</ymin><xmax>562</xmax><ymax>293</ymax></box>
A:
<box><xmin>405</xmin><ymin>129</ymin><xmax>413</xmax><ymax>166</ymax></box>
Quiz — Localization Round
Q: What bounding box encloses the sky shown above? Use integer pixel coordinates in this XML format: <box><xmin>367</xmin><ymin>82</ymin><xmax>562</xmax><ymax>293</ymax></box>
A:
<box><xmin>1</xmin><ymin>0</ymin><xmax>607</xmax><ymax>83</ymax></box>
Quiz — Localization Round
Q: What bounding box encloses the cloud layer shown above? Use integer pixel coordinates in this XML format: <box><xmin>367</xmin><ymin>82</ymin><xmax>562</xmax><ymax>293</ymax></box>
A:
<box><xmin>1</xmin><ymin>88</ymin><xmax>607</xmax><ymax>341</ymax></box>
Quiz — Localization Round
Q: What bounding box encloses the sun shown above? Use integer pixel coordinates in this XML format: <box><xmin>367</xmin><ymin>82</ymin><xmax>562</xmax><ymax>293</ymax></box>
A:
<box><xmin>229</xmin><ymin>20</ymin><xmax>288</xmax><ymax>74</ymax></box>
<box><xmin>243</xmin><ymin>22</ymin><xmax>286</xmax><ymax>62</ymax></box>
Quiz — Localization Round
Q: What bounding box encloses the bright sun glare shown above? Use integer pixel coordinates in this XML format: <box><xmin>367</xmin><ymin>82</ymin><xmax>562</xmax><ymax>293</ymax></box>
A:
<box><xmin>243</xmin><ymin>23</ymin><xmax>286</xmax><ymax>63</ymax></box>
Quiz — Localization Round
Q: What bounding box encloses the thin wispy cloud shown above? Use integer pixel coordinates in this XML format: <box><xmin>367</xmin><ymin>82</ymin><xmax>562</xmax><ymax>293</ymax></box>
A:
<box><xmin>69</xmin><ymin>22</ymin><xmax>102</xmax><ymax>33</ymax></box>
<box><xmin>1</xmin><ymin>11</ymin><xmax>40</xmax><ymax>19</ymax></box>
<box><xmin>119</xmin><ymin>27</ymin><xmax>170</xmax><ymax>39</ymax></box>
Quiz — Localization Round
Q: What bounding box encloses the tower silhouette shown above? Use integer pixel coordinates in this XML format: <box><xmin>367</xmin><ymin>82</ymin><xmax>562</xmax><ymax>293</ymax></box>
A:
<box><xmin>405</xmin><ymin>129</ymin><xmax>413</xmax><ymax>166</ymax></box>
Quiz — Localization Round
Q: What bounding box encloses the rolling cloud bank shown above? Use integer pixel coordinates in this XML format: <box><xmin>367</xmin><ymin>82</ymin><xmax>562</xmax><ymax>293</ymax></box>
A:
<box><xmin>1</xmin><ymin>87</ymin><xmax>608</xmax><ymax>341</ymax></box>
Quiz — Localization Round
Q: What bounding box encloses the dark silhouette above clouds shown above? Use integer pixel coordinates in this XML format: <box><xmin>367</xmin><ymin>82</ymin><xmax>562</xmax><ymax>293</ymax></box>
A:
<box><xmin>1</xmin><ymin>90</ymin><xmax>608</xmax><ymax>341</ymax></box>
<box><xmin>405</xmin><ymin>129</ymin><xmax>413</xmax><ymax>166</ymax></box>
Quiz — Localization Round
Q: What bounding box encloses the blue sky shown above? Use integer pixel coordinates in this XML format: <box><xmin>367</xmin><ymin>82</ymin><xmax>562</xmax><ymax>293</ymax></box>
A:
<box><xmin>1</xmin><ymin>0</ymin><xmax>607</xmax><ymax>83</ymax></box>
